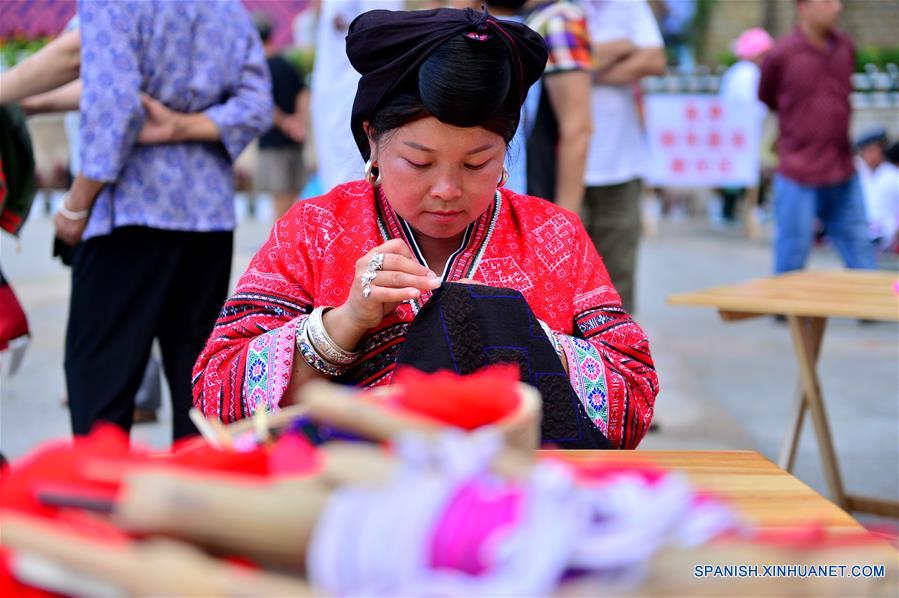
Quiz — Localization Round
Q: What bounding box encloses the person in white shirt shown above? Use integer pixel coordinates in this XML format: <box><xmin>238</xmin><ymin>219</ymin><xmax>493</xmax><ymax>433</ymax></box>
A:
<box><xmin>310</xmin><ymin>0</ymin><xmax>402</xmax><ymax>191</ymax></box>
<box><xmin>717</xmin><ymin>27</ymin><xmax>773</xmax><ymax>223</ymax></box>
<box><xmin>855</xmin><ymin>131</ymin><xmax>899</xmax><ymax>252</ymax></box>
<box><xmin>579</xmin><ymin>0</ymin><xmax>665</xmax><ymax>314</ymax></box>
<box><xmin>720</xmin><ymin>28</ymin><xmax>772</xmax><ymax>116</ymax></box>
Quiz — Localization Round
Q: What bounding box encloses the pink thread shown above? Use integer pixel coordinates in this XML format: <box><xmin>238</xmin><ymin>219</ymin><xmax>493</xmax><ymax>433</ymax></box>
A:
<box><xmin>268</xmin><ymin>433</ymin><xmax>321</xmax><ymax>476</ymax></box>
<box><xmin>746</xmin><ymin>522</ymin><xmax>887</xmax><ymax>549</ymax></box>
<box><xmin>428</xmin><ymin>478</ymin><xmax>523</xmax><ymax>575</ymax></box>
<box><xmin>548</xmin><ymin>458</ymin><xmax>667</xmax><ymax>486</ymax></box>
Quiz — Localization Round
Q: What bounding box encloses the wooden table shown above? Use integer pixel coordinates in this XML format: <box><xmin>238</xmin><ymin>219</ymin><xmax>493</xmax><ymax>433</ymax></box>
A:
<box><xmin>549</xmin><ymin>450</ymin><xmax>898</xmax><ymax>597</ymax></box>
<box><xmin>553</xmin><ymin>450</ymin><xmax>864</xmax><ymax>531</ymax></box>
<box><xmin>667</xmin><ymin>270</ymin><xmax>899</xmax><ymax>516</ymax></box>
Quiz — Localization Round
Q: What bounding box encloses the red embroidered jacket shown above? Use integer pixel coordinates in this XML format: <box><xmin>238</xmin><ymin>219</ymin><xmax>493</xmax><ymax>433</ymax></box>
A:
<box><xmin>193</xmin><ymin>182</ymin><xmax>658</xmax><ymax>448</ymax></box>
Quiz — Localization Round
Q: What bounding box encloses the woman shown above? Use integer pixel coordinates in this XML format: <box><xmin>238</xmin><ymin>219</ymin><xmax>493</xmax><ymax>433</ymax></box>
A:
<box><xmin>194</xmin><ymin>7</ymin><xmax>658</xmax><ymax>449</ymax></box>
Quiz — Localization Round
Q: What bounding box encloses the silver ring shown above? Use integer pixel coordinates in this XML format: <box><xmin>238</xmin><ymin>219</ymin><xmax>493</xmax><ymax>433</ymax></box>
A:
<box><xmin>361</xmin><ymin>252</ymin><xmax>384</xmax><ymax>298</ymax></box>
<box><xmin>368</xmin><ymin>252</ymin><xmax>384</xmax><ymax>271</ymax></box>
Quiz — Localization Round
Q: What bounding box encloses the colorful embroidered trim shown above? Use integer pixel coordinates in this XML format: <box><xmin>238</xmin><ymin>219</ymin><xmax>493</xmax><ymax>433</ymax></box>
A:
<box><xmin>558</xmin><ymin>334</ymin><xmax>608</xmax><ymax>435</ymax></box>
<box><xmin>243</xmin><ymin>314</ymin><xmax>307</xmax><ymax>414</ymax></box>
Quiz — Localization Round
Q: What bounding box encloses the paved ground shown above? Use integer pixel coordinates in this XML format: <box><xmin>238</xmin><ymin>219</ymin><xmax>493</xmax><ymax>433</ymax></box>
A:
<box><xmin>2</xmin><ymin>194</ymin><xmax>897</xmax><ymax>526</ymax></box>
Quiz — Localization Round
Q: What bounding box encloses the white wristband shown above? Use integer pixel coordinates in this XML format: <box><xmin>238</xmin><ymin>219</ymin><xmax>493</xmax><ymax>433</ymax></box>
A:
<box><xmin>58</xmin><ymin>195</ymin><xmax>90</xmax><ymax>221</ymax></box>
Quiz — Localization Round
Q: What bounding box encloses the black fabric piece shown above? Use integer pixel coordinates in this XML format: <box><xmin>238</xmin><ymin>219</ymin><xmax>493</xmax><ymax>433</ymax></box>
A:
<box><xmin>525</xmin><ymin>86</ymin><xmax>558</xmax><ymax>202</ymax></box>
<box><xmin>396</xmin><ymin>282</ymin><xmax>612</xmax><ymax>449</ymax></box>
<box><xmin>53</xmin><ymin>235</ymin><xmax>75</xmax><ymax>266</ymax></box>
<box><xmin>65</xmin><ymin>227</ymin><xmax>232</xmax><ymax>441</ymax></box>
<box><xmin>345</xmin><ymin>7</ymin><xmax>548</xmax><ymax>160</ymax></box>
<box><xmin>259</xmin><ymin>55</ymin><xmax>306</xmax><ymax>148</ymax></box>
<box><xmin>0</xmin><ymin>104</ymin><xmax>37</xmax><ymax>236</ymax></box>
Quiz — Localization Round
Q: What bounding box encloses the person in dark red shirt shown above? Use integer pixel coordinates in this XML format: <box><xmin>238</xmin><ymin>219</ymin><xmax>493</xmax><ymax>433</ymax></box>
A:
<box><xmin>758</xmin><ymin>0</ymin><xmax>875</xmax><ymax>274</ymax></box>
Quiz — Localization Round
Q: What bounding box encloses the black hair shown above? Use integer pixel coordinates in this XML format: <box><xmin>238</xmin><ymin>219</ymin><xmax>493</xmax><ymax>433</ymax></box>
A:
<box><xmin>253</xmin><ymin>12</ymin><xmax>273</xmax><ymax>44</ymax></box>
<box><xmin>886</xmin><ymin>141</ymin><xmax>899</xmax><ymax>165</ymax></box>
<box><xmin>367</xmin><ymin>33</ymin><xmax>520</xmax><ymax>148</ymax></box>
<box><xmin>487</xmin><ymin>0</ymin><xmax>529</xmax><ymax>11</ymax></box>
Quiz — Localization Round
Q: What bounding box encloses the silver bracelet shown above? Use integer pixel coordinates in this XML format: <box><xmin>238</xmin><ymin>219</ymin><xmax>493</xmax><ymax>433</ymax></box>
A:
<box><xmin>57</xmin><ymin>195</ymin><xmax>90</xmax><ymax>221</ymax></box>
<box><xmin>295</xmin><ymin>317</ymin><xmax>347</xmax><ymax>376</ymax></box>
<box><xmin>306</xmin><ymin>306</ymin><xmax>359</xmax><ymax>366</ymax></box>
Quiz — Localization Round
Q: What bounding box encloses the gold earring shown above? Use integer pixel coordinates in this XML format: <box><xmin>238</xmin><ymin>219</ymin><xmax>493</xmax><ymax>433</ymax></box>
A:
<box><xmin>497</xmin><ymin>166</ymin><xmax>508</xmax><ymax>188</ymax></box>
<box><xmin>364</xmin><ymin>159</ymin><xmax>381</xmax><ymax>188</ymax></box>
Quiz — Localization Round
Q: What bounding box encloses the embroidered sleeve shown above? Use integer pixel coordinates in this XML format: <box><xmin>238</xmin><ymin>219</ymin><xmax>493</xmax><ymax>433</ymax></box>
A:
<box><xmin>556</xmin><ymin>333</ymin><xmax>609</xmax><ymax>437</ymax></box>
<box><xmin>241</xmin><ymin>312</ymin><xmax>308</xmax><ymax>416</ymax></box>
<box><xmin>192</xmin><ymin>211</ymin><xmax>314</xmax><ymax>422</ymax></box>
<box><xmin>566</xmin><ymin>225</ymin><xmax>659</xmax><ymax>449</ymax></box>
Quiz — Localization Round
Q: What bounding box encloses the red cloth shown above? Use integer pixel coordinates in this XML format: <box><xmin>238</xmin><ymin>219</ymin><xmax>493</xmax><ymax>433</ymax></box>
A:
<box><xmin>0</xmin><ymin>277</ymin><xmax>29</xmax><ymax>351</ymax></box>
<box><xmin>0</xmin><ymin>159</ymin><xmax>23</xmax><ymax>335</ymax></box>
<box><xmin>193</xmin><ymin>182</ymin><xmax>658</xmax><ymax>448</ymax></box>
<box><xmin>0</xmin><ymin>425</ymin><xmax>129</xmax><ymax>519</ymax></box>
<box><xmin>0</xmin><ymin>546</ymin><xmax>64</xmax><ymax>598</ymax></box>
<box><xmin>0</xmin><ymin>425</ymin><xmax>317</xmax><ymax>521</ymax></box>
<box><xmin>391</xmin><ymin>365</ymin><xmax>521</xmax><ymax>430</ymax></box>
<box><xmin>758</xmin><ymin>28</ymin><xmax>856</xmax><ymax>186</ymax></box>
<box><xmin>0</xmin><ymin>425</ymin><xmax>319</xmax><ymax>594</ymax></box>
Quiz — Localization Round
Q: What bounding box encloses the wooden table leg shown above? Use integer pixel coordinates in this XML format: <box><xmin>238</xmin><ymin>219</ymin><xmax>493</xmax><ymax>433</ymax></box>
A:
<box><xmin>778</xmin><ymin>383</ymin><xmax>807</xmax><ymax>473</ymax></box>
<box><xmin>778</xmin><ymin>317</ymin><xmax>826</xmax><ymax>472</ymax></box>
<box><xmin>786</xmin><ymin>316</ymin><xmax>847</xmax><ymax>509</ymax></box>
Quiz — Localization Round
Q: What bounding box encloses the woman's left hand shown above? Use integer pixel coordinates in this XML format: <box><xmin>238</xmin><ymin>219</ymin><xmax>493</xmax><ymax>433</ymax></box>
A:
<box><xmin>54</xmin><ymin>210</ymin><xmax>88</xmax><ymax>246</ymax></box>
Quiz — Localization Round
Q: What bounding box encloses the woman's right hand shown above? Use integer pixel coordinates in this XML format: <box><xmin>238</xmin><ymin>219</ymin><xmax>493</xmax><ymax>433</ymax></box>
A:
<box><xmin>137</xmin><ymin>95</ymin><xmax>179</xmax><ymax>144</ymax></box>
<box><xmin>324</xmin><ymin>239</ymin><xmax>441</xmax><ymax>350</ymax></box>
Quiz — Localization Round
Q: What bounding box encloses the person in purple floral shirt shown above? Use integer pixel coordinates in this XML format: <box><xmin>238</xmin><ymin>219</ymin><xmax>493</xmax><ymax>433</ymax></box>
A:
<box><xmin>56</xmin><ymin>0</ymin><xmax>272</xmax><ymax>441</ymax></box>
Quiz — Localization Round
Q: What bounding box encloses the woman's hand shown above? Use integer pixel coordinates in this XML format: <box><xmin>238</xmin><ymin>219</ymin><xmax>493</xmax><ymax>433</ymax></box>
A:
<box><xmin>324</xmin><ymin>239</ymin><xmax>441</xmax><ymax>349</ymax></box>
<box><xmin>137</xmin><ymin>95</ymin><xmax>179</xmax><ymax>144</ymax></box>
<box><xmin>137</xmin><ymin>95</ymin><xmax>221</xmax><ymax>144</ymax></box>
<box><xmin>53</xmin><ymin>210</ymin><xmax>88</xmax><ymax>246</ymax></box>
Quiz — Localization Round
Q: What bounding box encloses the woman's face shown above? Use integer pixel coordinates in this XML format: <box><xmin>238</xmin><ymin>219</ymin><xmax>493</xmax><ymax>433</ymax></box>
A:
<box><xmin>369</xmin><ymin>117</ymin><xmax>506</xmax><ymax>244</ymax></box>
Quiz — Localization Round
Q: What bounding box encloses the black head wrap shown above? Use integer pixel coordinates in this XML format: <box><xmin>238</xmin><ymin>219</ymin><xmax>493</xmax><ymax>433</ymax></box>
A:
<box><xmin>346</xmin><ymin>7</ymin><xmax>548</xmax><ymax>161</ymax></box>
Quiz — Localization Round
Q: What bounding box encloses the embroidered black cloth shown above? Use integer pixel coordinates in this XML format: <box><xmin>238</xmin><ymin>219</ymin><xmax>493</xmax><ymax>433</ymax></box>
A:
<box><xmin>345</xmin><ymin>7</ymin><xmax>548</xmax><ymax>160</ymax></box>
<box><xmin>396</xmin><ymin>283</ymin><xmax>612</xmax><ymax>449</ymax></box>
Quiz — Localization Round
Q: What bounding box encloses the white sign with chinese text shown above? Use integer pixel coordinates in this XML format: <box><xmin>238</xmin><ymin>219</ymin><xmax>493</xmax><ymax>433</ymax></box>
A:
<box><xmin>644</xmin><ymin>95</ymin><xmax>762</xmax><ymax>187</ymax></box>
